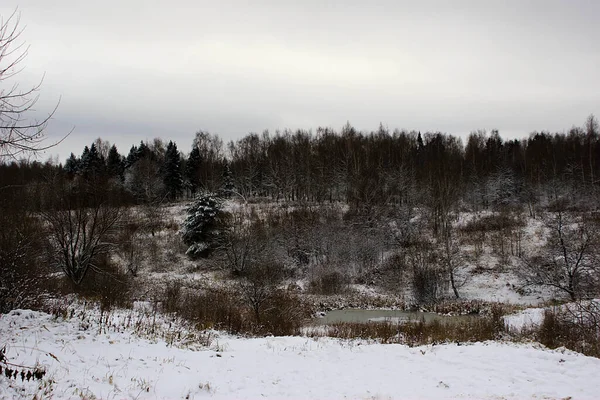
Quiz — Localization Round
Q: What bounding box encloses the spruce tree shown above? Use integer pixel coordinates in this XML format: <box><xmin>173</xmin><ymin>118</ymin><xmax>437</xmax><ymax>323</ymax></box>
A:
<box><xmin>64</xmin><ymin>153</ymin><xmax>80</xmax><ymax>176</ymax></box>
<box><xmin>163</xmin><ymin>141</ymin><xmax>183</xmax><ymax>200</ymax></box>
<box><xmin>184</xmin><ymin>146</ymin><xmax>202</xmax><ymax>196</ymax></box>
<box><xmin>106</xmin><ymin>144</ymin><xmax>124</xmax><ymax>181</ymax></box>
<box><xmin>80</xmin><ymin>145</ymin><xmax>90</xmax><ymax>173</ymax></box>
<box><xmin>181</xmin><ymin>193</ymin><xmax>224</xmax><ymax>258</ymax></box>
<box><xmin>125</xmin><ymin>145</ymin><xmax>139</xmax><ymax>168</ymax></box>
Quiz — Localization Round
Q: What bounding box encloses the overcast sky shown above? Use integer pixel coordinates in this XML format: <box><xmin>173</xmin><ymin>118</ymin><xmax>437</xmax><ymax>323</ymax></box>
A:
<box><xmin>2</xmin><ymin>0</ymin><xmax>599</xmax><ymax>162</ymax></box>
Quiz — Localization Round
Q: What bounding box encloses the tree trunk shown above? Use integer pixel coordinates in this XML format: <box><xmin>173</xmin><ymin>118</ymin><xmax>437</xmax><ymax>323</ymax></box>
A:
<box><xmin>450</xmin><ymin>268</ymin><xmax>460</xmax><ymax>299</ymax></box>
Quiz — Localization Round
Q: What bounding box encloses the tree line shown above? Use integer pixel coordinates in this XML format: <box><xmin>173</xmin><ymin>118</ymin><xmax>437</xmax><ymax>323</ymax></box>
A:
<box><xmin>2</xmin><ymin>117</ymin><xmax>599</xmax><ymax>212</ymax></box>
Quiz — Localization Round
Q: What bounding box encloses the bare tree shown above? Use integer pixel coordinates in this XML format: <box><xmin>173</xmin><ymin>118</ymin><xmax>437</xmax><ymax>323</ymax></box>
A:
<box><xmin>519</xmin><ymin>208</ymin><xmax>599</xmax><ymax>300</ymax></box>
<box><xmin>438</xmin><ymin>218</ymin><xmax>464</xmax><ymax>299</ymax></box>
<box><xmin>224</xmin><ymin>208</ymin><xmax>268</xmax><ymax>275</ymax></box>
<box><xmin>42</xmin><ymin>182</ymin><xmax>123</xmax><ymax>285</ymax></box>
<box><xmin>0</xmin><ymin>11</ymin><xmax>65</xmax><ymax>159</ymax></box>
<box><xmin>584</xmin><ymin>114</ymin><xmax>599</xmax><ymax>197</ymax></box>
<box><xmin>409</xmin><ymin>240</ymin><xmax>447</xmax><ymax>306</ymax></box>
<box><xmin>238</xmin><ymin>262</ymin><xmax>283</xmax><ymax>324</ymax></box>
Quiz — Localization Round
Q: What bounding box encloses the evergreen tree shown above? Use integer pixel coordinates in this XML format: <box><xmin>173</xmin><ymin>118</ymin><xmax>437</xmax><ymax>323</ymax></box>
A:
<box><xmin>80</xmin><ymin>145</ymin><xmax>91</xmax><ymax>173</ymax></box>
<box><xmin>80</xmin><ymin>143</ymin><xmax>105</xmax><ymax>179</ymax></box>
<box><xmin>137</xmin><ymin>141</ymin><xmax>150</xmax><ymax>159</ymax></box>
<box><xmin>88</xmin><ymin>143</ymin><xmax>105</xmax><ymax>175</ymax></box>
<box><xmin>181</xmin><ymin>193</ymin><xmax>224</xmax><ymax>258</ymax></box>
<box><xmin>64</xmin><ymin>153</ymin><xmax>80</xmax><ymax>176</ymax></box>
<box><xmin>106</xmin><ymin>144</ymin><xmax>124</xmax><ymax>181</ymax></box>
<box><xmin>219</xmin><ymin>160</ymin><xmax>235</xmax><ymax>198</ymax></box>
<box><xmin>184</xmin><ymin>145</ymin><xmax>202</xmax><ymax>196</ymax></box>
<box><xmin>163</xmin><ymin>141</ymin><xmax>183</xmax><ymax>200</ymax></box>
<box><xmin>125</xmin><ymin>145</ymin><xmax>139</xmax><ymax>168</ymax></box>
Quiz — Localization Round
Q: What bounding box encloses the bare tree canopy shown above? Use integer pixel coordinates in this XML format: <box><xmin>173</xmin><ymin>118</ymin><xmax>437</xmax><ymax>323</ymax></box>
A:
<box><xmin>0</xmin><ymin>10</ymin><xmax>65</xmax><ymax>159</ymax></box>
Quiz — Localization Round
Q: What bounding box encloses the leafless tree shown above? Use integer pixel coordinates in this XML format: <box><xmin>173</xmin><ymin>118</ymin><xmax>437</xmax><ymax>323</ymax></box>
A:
<box><xmin>563</xmin><ymin>300</ymin><xmax>600</xmax><ymax>337</ymax></box>
<box><xmin>409</xmin><ymin>240</ymin><xmax>447</xmax><ymax>305</ymax></box>
<box><xmin>238</xmin><ymin>262</ymin><xmax>283</xmax><ymax>324</ymax></box>
<box><xmin>224</xmin><ymin>209</ymin><xmax>268</xmax><ymax>275</ymax></box>
<box><xmin>42</xmin><ymin>182</ymin><xmax>124</xmax><ymax>285</ymax></box>
<box><xmin>519</xmin><ymin>208</ymin><xmax>600</xmax><ymax>300</ymax></box>
<box><xmin>115</xmin><ymin>209</ymin><xmax>145</xmax><ymax>277</ymax></box>
<box><xmin>0</xmin><ymin>10</ymin><xmax>66</xmax><ymax>159</ymax></box>
<box><xmin>438</xmin><ymin>218</ymin><xmax>464</xmax><ymax>299</ymax></box>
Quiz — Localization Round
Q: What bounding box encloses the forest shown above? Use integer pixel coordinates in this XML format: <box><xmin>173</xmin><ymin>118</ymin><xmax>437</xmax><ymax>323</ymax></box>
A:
<box><xmin>3</xmin><ymin>5</ymin><xmax>600</xmax><ymax>398</ymax></box>
<box><xmin>2</xmin><ymin>118</ymin><xmax>600</xmax><ymax>309</ymax></box>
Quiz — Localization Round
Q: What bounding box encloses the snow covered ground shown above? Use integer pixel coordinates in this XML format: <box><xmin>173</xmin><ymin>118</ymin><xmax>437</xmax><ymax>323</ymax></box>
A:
<box><xmin>504</xmin><ymin>307</ymin><xmax>546</xmax><ymax>331</ymax></box>
<box><xmin>2</xmin><ymin>309</ymin><xmax>600</xmax><ymax>399</ymax></box>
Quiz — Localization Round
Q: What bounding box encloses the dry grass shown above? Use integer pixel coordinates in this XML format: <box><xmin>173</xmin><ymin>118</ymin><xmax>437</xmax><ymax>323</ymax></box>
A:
<box><xmin>531</xmin><ymin>309</ymin><xmax>600</xmax><ymax>358</ymax></box>
<box><xmin>170</xmin><ymin>287</ymin><xmax>313</xmax><ymax>336</ymax></box>
<box><xmin>309</xmin><ymin>307</ymin><xmax>507</xmax><ymax>346</ymax></box>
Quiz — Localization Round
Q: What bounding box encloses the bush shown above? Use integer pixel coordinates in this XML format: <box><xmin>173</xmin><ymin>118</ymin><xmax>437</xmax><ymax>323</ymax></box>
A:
<box><xmin>412</xmin><ymin>266</ymin><xmax>446</xmax><ymax>306</ymax></box>
<box><xmin>172</xmin><ymin>286</ymin><xmax>311</xmax><ymax>336</ymax></box>
<box><xmin>178</xmin><ymin>288</ymin><xmax>247</xmax><ymax>333</ymax></box>
<box><xmin>0</xmin><ymin>191</ymin><xmax>49</xmax><ymax>313</ymax></box>
<box><xmin>161</xmin><ymin>281</ymin><xmax>183</xmax><ymax>314</ymax></box>
<box><xmin>60</xmin><ymin>256</ymin><xmax>133</xmax><ymax>312</ymax></box>
<box><xmin>536</xmin><ymin>306</ymin><xmax>600</xmax><ymax>358</ymax></box>
<box><xmin>460</xmin><ymin>213</ymin><xmax>524</xmax><ymax>234</ymax></box>
<box><xmin>256</xmin><ymin>290</ymin><xmax>312</xmax><ymax>335</ymax></box>
<box><xmin>309</xmin><ymin>271</ymin><xmax>350</xmax><ymax>295</ymax></box>
<box><xmin>311</xmin><ymin>312</ymin><xmax>506</xmax><ymax>345</ymax></box>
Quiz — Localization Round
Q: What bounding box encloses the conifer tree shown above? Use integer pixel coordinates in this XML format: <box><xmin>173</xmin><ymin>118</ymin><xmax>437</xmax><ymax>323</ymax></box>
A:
<box><xmin>64</xmin><ymin>153</ymin><xmax>80</xmax><ymax>176</ymax></box>
<box><xmin>181</xmin><ymin>193</ymin><xmax>224</xmax><ymax>258</ymax></box>
<box><xmin>125</xmin><ymin>145</ymin><xmax>139</xmax><ymax>168</ymax></box>
<box><xmin>163</xmin><ymin>141</ymin><xmax>183</xmax><ymax>200</ymax></box>
<box><xmin>219</xmin><ymin>160</ymin><xmax>235</xmax><ymax>198</ymax></box>
<box><xmin>106</xmin><ymin>144</ymin><xmax>124</xmax><ymax>181</ymax></box>
<box><xmin>184</xmin><ymin>146</ymin><xmax>202</xmax><ymax>196</ymax></box>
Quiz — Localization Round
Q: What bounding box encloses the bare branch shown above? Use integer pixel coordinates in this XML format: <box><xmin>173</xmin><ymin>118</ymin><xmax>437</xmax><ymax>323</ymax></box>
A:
<box><xmin>0</xmin><ymin>9</ymin><xmax>70</xmax><ymax>160</ymax></box>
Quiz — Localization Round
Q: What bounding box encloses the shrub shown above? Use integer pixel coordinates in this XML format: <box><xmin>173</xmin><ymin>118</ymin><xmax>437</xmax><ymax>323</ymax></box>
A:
<box><xmin>312</xmin><ymin>312</ymin><xmax>506</xmax><ymax>345</ymax></box>
<box><xmin>161</xmin><ymin>281</ymin><xmax>183</xmax><ymax>314</ymax></box>
<box><xmin>412</xmin><ymin>266</ymin><xmax>446</xmax><ymax>306</ymax></box>
<box><xmin>535</xmin><ymin>306</ymin><xmax>600</xmax><ymax>358</ymax></box>
<box><xmin>178</xmin><ymin>288</ymin><xmax>248</xmax><ymax>334</ymax></box>
<box><xmin>460</xmin><ymin>213</ymin><xmax>524</xmax><ymax>234</ymax></box>
<box><xmin>0</xmin><ymin>189</ymin><xmax>50</xmax><ymax>313</ymax></box>
<box><xmin>256</xmin><ymin>290</ymin><xmax>312</xmax><ymax>336</ymax></box>
<box><xmin>59</xmin><ymin>255</ymin><xmax>133</xmax><ymax>312</ymax></box>
<box><xmin>309</xmin><ymin>271</ymin><xmax>350</xmax><ymax>295</ymax></box>
<box><xmin>172</xmin><ymin>286</ymin><xmax>311</xmax><ymax>336</ymax></box>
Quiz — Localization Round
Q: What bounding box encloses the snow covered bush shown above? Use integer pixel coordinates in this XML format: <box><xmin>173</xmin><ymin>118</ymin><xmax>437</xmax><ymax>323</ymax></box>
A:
<box><xmin>181</xmin><ymin>193</ymin><xmax>227</xmax><ymax>258</ymax></box>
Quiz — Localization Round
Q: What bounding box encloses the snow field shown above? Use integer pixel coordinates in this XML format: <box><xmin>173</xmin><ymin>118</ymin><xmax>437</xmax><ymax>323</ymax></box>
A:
<box><xmin>2</xmin><ymin>309</ymin><xmax>600</xmax><ymax>399</ymax></box>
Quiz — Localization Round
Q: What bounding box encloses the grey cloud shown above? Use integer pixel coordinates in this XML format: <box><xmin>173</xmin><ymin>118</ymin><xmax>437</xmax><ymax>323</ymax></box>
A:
<box><xmin>1</xmin><ymin>0</ymin><xmax>598</xmax><ymax>162</ymax></box>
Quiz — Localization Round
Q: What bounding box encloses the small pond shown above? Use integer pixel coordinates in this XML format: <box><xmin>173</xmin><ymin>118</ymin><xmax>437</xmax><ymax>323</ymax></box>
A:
<box><xmin>313</xmin><ymin>309</ymin><xmax>478</xmax><ymax>325</ymax></box>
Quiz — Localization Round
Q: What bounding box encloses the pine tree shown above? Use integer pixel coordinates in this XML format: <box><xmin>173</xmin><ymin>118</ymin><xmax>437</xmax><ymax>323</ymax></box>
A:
<box><xmin>184</xmin><ymin>146</ymin><xmax>202</xmax><ymax>196</ymax></box>
<box><xmin>181</xmin><ymin>193</ymin><xmax>224</xmax><ymax>258</ymax></box>
<box><xmin>163</xmin><ymin>141</ymin><xmax>183</xmax><ymax>200</ymax></box>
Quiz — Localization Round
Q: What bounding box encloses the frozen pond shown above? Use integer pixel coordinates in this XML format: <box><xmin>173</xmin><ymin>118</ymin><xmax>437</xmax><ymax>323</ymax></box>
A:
<box><xmin>314</xmin><ymin>309</ymin><xmax>477</xmax><ymax>325</ymax></box>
